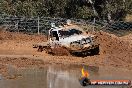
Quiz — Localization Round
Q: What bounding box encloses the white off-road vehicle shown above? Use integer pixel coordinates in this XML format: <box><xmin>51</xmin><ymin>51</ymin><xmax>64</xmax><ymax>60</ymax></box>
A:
<box><xmin>33</xmin><ymin>23</ymin><xmax>99</xmax><ymax>56</ymax></box>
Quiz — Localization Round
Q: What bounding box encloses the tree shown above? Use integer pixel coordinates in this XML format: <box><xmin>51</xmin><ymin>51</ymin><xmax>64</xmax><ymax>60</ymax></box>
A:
<box><xmin>0</xmin><ymin>0</ymin><xmax>131</xmax><ymax>20</ymax></box>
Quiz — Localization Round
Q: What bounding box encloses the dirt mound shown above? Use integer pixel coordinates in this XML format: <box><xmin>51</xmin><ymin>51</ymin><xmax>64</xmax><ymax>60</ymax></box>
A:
<box><xmin>0</xmin><ymin>30</ymin><xmax>47</xmax><ymax>42</ymax></box>
<box><xmin>0</xmin><ymin>28</ymin><xmax>48</xmax><ymax>55</ymax></box>
<box><xmin>121</xmin><ymin>34</ymin><xmax>132</xmax><ymax>46</ymax></box>
<box><xmin>122</xmin><ymin>33</ymin><xmax>132</xmax><ymax>39</ymax></box>
<box><xmin>95</xmin><ymin>31</ymin><xmax>131</xmax><ymax>55</ymax></box>
<box><xmin>94</xmin><ymin>31</ymin><xmax>132</xmax><ymax>67</ymax></box>
<box><xmin>125</xmin><ymin>14</ymin><xmax>132</xmax><ymax>22</ymax></box>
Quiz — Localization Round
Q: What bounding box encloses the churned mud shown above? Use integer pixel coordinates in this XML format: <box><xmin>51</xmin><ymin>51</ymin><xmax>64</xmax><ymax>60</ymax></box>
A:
<box><xmin>0</xmin><ymin>29</ymin><xmax>132</xmax><ymax>77</ymax></box>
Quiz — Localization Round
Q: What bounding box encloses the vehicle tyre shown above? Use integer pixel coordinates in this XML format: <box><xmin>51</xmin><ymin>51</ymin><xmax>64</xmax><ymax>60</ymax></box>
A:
<box><xmin>37</xmin><ymin>46</ymin><xmax>43</xmax><ymax>52</ymax></box>
<box><xmin>91</xmin><ymin>46</ymin><xmax>99</xmax><ymax>55</ymax></box>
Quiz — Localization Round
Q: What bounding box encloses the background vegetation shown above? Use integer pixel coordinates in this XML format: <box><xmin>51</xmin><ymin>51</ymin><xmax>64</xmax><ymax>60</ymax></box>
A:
<box><xmin>0</xmin><ymin>0</ymin><xmax>132</xmax><ymax>21</ymax></box>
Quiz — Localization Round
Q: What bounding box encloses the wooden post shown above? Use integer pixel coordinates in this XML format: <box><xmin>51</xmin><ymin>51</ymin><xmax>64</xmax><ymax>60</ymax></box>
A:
<box><xmin>93</xmin><ymin>18</ymin><xmax>95</xmax><ymax>32</ymax></box>
<box><xmin>16</xmin><ymin>21</ymin><xmax>19</xmax><ymax>32</ymax></box>
<box><xmin>38</xmin><ymin>16</ymin><xmax>40</xmax><ymax>35</ymax></box>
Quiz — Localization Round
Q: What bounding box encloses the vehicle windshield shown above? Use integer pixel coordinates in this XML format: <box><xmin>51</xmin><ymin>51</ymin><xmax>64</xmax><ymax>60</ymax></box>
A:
<box><xmin>59</xmin><ymin>29</ymin><xmax>82</xmax><ymax>37</ymax></box>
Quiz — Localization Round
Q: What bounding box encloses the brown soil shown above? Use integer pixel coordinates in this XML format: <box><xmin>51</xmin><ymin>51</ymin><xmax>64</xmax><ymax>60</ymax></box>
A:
<box><xmin>0</xmin><ymin>64</ymin><xmax>8</xmax><ymax>77</ymax></box>
<box><xmin>125</xmin><ymin>14</ymin><xmax>132</xmax><ymax>22</ymax></box>
<box><xmin>0</xmin><ymin>28</ymin><xmax>132</xmax><ymax>77</ymax></box>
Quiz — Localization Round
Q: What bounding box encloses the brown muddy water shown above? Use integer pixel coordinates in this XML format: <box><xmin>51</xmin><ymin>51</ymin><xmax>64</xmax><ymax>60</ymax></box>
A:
<box><xmin>0</xmin><ymin>65</ymin><xmax>132</xmax><ymax>88</ymax></box>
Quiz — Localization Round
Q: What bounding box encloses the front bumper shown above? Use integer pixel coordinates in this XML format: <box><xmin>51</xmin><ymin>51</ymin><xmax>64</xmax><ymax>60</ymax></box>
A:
<box><xmin>70</xmin><ymin>44</ymin><xmax>99</xmax><ymax>53</ymax></box>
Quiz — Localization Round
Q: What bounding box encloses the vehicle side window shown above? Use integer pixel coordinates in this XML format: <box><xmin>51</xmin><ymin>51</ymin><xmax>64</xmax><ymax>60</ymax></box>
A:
<box><xmin>69</xmin><ymin>29</ymin><xmax>82</xmax><ymax>35</ymax></box>
<box><xmin>58</xmin><ymin>29</ymin><xmax>82</xmax><ymax>37</ymax></box>
<box><xmin>59</xmin><ymin>30</ymin><xmax>70</xmax><ymax>37</ymax></box>
<box><xmin>51</xmin><ymin>31</ymin><xmax>59</xmax><ymax>41</ymax></box>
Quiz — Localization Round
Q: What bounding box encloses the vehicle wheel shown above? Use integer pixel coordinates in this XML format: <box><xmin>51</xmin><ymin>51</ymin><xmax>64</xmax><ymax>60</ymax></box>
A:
<box><xmin>45</xmin><ymin>48</ymin><xmax>52</xmax><ymax>54</ymax></box>
<box><xmin>37</xmin><ymin>46</ymin><xmax>43</xmax><ymax>52</ymax></box>
<box><xmin>91</xmin><ymin>46</ymin><xmax>99</xmax><ymax>55</ymax></box>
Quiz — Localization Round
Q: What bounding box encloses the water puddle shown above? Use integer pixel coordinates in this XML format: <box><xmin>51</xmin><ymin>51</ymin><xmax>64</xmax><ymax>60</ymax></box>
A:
<box><xmin>0</xmin><ymin>64</ymin><xmax>131</xmax><ymax>88</ymax></box>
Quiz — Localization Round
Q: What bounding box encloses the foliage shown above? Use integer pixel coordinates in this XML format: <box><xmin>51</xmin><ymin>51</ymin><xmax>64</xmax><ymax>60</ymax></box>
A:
<box><xmin>0</xmin><ymin>0</ymin><xmax>131</xmax><ymax>21</ymax></box>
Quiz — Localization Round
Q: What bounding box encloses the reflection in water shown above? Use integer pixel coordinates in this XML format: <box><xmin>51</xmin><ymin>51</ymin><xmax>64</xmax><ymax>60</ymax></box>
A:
<box><xmin>47</xmin><ymin>66</ymin><xmax>82</xmax><ymax>88</ymax></box>
<box><xmin>0</xmin><ymin>65</ymin><xmax>131</xmax><ymax>88</ymax></box>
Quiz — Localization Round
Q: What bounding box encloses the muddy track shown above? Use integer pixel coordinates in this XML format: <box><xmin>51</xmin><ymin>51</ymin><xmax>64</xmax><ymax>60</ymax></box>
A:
<box><xmin>0</xmin><ymin>29</ymin><xmax>132</xmax><ymax>77</ymax></box>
